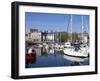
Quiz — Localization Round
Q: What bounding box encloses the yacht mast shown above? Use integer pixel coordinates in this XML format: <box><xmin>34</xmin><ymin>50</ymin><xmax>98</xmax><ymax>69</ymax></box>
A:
<box><xmin>82</xmin><ymin>16</ymin><xmax>84</xmax><ymax>43</ymax></box>
<box><xmin>70</xmin><ymin>15</ymin><xmax>72</xmax><ymax>42</ymax></box>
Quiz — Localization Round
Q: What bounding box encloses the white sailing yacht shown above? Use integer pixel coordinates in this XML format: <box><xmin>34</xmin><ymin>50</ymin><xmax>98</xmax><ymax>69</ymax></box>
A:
<box><xmin>63</xmin><ymin>15</ymin><xmax>89</xmax><ymax>58</ymax></box>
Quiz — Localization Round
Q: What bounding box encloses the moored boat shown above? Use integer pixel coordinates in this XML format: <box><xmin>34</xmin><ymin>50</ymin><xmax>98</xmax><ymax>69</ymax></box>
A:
<box><xmin>63</xmin><ymin>15</ymin><xmax>89</xmax><ymax>58</ymax></box>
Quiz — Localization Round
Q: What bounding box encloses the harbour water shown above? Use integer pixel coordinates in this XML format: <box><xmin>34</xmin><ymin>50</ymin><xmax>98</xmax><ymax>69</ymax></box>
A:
<box><xmin>25</xmin><ymin>45</ymin><xmax>89</xmax><ymax>68</ymax></box>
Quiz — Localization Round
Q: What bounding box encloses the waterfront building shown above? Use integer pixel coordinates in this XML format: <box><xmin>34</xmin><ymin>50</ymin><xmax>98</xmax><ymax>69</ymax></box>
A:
<box><xmin>41</xmin><ymin>31</ymin><xmax>55</xmax><ymax>42</ymax></box>
<box><xmin>54</xmin><ymin>32</ymin><xmax>60</xmax><ymax>43</ymax></box>
<box><xmin>46</xmin><ymin>32</ymin><xmax>54</xmax><ymax>42</ymax></box>
<box><xmin>30</xmin><ymin>29</ymin><xmax>38</xmax><ymax>32</ymax></box>
<box><xmin>25</xmin><ymin>32</ymin><xmax>29</xmax><ymax>41</ymax></box>
<box><xmin>42</xmin><ymin>31</ymin><xmax>47</xmax><ymax>42</ymax></box>
<box><xmin>25</xmin><ymin>29</ymin><xmax>42</xmax><ymax>43</ymax></box>
<box><xmin>30</xmin><ymin>30</ymin><xmax>42</xmax><ymax>43</ymax></box>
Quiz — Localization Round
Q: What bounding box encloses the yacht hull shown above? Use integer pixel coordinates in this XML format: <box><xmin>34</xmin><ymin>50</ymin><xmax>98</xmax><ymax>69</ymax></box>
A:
<box><xmin>63</xmin><ymin>49</ymin><xmax>89</xmax><ymax>58</ymax></box>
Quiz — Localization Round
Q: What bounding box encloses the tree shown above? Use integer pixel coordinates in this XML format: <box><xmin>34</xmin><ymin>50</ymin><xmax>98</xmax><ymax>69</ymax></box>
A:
<box><xmin>72</xmin><ymin>32</ymin><xmax>80</xmax><ymax>42</ymax></box>
<box><xmin>59</xmin><ymin>32</ymin><xmax>69</xmax><ymax>42</ymax></box>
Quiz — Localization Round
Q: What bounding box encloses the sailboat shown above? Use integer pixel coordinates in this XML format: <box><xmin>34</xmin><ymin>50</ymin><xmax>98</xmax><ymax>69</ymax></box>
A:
<box><xmin>63</xmin><ymin>15</ymin><xmax>89</xmax><ymax>58</ymax></box>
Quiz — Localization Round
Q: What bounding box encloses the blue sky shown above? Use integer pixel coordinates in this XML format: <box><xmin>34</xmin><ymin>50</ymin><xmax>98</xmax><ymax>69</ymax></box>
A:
<box><xmin>25</xmin><ymin>12</ymin><xmax>89</xmax><ymax>33</ymax></box>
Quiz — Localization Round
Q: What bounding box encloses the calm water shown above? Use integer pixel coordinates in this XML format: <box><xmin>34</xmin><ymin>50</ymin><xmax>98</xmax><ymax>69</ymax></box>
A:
<box><xmin>25</xmin><ymin>47</ymin><xmax>89</xmax><ymax>68</ymax></box>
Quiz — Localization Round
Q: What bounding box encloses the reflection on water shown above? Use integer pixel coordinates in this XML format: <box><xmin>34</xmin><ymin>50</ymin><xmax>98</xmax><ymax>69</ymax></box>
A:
<box><xmin>25</xmin><ymin>46</ymin><xmax>89</xmax><ymax>68</ymax></box>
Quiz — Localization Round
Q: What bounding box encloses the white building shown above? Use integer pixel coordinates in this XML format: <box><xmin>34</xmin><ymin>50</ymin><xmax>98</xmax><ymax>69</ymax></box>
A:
<box><xmin>46</xmin><ymin>32</ymin><xmax>54</xmax><ymax>42</ymax></box>
<box><xmin>25</xmin><ymin>29</ymin><xmax>42</xmax><ymax>43</ymax></box>
<box><xmin>30</xmin><ymin>31</ymin><xmax>41</xmax><ymax>43</ymax></box>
